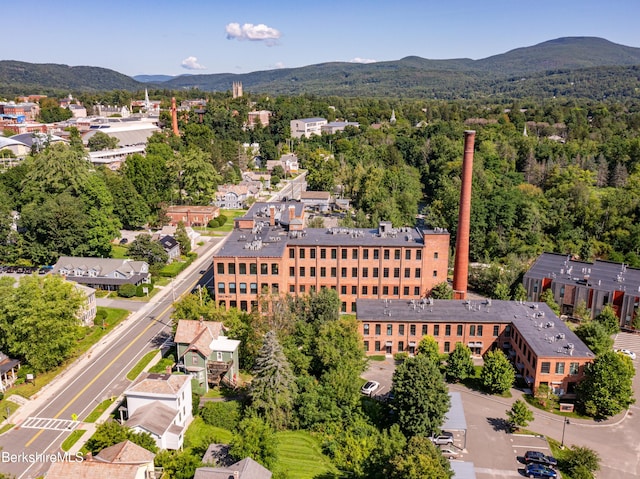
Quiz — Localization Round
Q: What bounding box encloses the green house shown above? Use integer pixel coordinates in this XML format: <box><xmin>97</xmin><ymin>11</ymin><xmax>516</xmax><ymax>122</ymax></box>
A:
<box><xmin>174</xmin><ymin>319</ymin><xmax>240</xmax><ymax>393</ymax></box>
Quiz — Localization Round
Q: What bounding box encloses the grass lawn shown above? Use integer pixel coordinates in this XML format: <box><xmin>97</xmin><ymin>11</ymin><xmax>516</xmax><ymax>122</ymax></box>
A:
<box><xmin>0</xmin><ymin>398</ymin><xmax>19</xmax><ymax>421</ymax></box>
<box><xmin>111</xmin><ymin>245</ymin><xmax>129</xmax><ymax>259</ymax></box>
<box><xmin>275</xmin><ymin>430</ymin><xmax>340</xmax><ymax>479</ymax></box>
<box><xmin>126</xmin><ymin>350</ymin><xmax>160</xmax><ymax>381</ymax></box>
<box><xmin>0</xmin><ymin>423</ymin><xmax>14</xmax><ymax>434</ymax></box>
<box><xmin>61</xmin><ymin>430</ymin><xmax>86</xmax><ymax>451</ymax></box>
<box><xmin>184</xmin><ymin>417</ymin><xmax>233</xmax><ymax>450</ymax></box>
<box><xmin>84</xmin><ymin>397</ymin><xmax>116</xmax><ymax>423</ymax></box>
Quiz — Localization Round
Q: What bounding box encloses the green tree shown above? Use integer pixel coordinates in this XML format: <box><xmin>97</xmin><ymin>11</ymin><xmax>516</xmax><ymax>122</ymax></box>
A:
<box><xmin>174</xmin><ymin>221</ymin><xmax>191</xmax><ymax>255</ymax></box>
<box><xmin>39</xmin><ymin>98</ymin><xmax>73</xmax><ymax>123</ymax></box>
<box><xmin>493</xmin><ymin>282</ymin><xmax>511</xmax><ymax>300</ymax></box>
<box><xmin>154</xmin><ymin>450</ymin><xmax>202</xmax><ymax>479</ymax></box>
<box><xmin>388</xmin><ymin>435</ymin><xmax>453</xmax><ymax>479</ymax></box>
<box><xmin>0</xmin><ymin>275</ymin><xmax>84</xmax><ymax>372</ymax></box>
<box><xmin>392</xmin><ymin>355</ymin><xmax>450</xmax><ymax>438</ymax></box>
<box><xmin>594</xmin><ymin>304</ymin><xmax>620</xmax><ymax>335</ymax></box>
<box><xmin>539</xmin><ymin>289</ymin><xmax>560</xmax><ymax>315</ymax></box>
<box><xmin>417</xmin><ymin>336</ymin><xmax>440</xmax><ymax>361</ymax></box>
<box><xmin>85</xmin><ymin>420</ymin><xmax>157</xmax><ymax>454</ymax></box>
<box><xmin>506</xmin><ymin>399</ymin><xmax>534</xmax><ymax>432</ymax></box>
<box><xmin>364</xmin><ymin>424</ymin><xmax>407</xmax><ymax>479</ymax></box>
<box><xmin>574</xmin><ymin>321</ymin><xmax>613</xmax><ymax>356</ymax></box>
<box><xmin>87</xmin><ymin>131</ymin><xmax>119</xmax><ymax>151</ymax></box>
<box><xmin>230</xmin><ymin>416</ymin><xmax>278</xmax><ymax>470</ymax></box>
<box><xmin>128</xmin><ymin>233</ymin><xmax>169</xmax><ymax>267</ymax></box>
<box><xmin>480</xmin><ymin>350</ymin><xmax>515</xmax><ymax>395</ymax></box>
<box><xmin>101</xmin><ymin>170</ymin><xmax>150</xmax><ymax>229</ymax></box>
<box><xmin>429</xmin><ymin>282</ymin><xmax>453</xmax><ymax>299</ymax></box>
<box><xmin>561</xmin><ymin>446</ymin><xmax>600</xmax><ymax>479</ymax></box>
<box><xmin>445</xmin><ymin>342</ymin><xmax>475</xmax><ymax>382</ymax></box>
<box><xmin>513</xmin><ymin>283</ymin><xmax>528</xmax><ymax>302</ymax></box>
<box><xmin>577</xmin><ymin>350</ymin><xmax>635</xmax><ymax>418</ymax></box>
<box><xmin>307</xmin><ymin>216</ymin><xmax>325</xmax><ymax>228</ymax></box>
<box><xmin>249</xmin><ymin>331</ymin><xmax>297</xmax><ymax>430</ymax></box>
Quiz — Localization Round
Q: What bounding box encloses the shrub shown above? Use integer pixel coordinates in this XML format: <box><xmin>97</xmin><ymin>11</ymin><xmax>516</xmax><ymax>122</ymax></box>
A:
<box><xmin>208</xmin><ymin>219</ymin><xmax>220</xmax><ymax>228</ymax></box>
<box><xmin>394</xmin><ymin>352</ymin><xmax>409</xmax><ymax>361</ymax></box>
<box><xmin>200</xmin><ymin>401</ymin><xmax>241</xmax><ymax>431</ymax></box>
<box><xmin>217</xmin><ymin>214</ymin><xmax>228</xmax><ymax>225</ymax></box>
<box><xmin>95</xmin><ymin>309</ymin><xmax>108</xmax><ymax>322</ymax></box>
<box><xmin>136</xmin><ymin>283</ymin><xmax>154</xmax><ymax>297</ymax></box>
<box><xmin>118</xmin><ymin>284</ymin><xmax>137</xmax><ymax>298</ymax></box>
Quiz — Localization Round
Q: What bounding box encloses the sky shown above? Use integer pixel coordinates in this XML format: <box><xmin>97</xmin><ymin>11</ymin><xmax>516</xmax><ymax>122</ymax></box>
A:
<box><xmin>3</xmin><ymin>0</ymin><xmax>640</xmax><ymax>78</ymax></box>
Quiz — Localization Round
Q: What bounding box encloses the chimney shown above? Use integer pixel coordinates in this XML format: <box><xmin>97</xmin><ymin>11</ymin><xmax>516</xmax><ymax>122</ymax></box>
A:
<box><xmin>171</xmin><ymin>97</ymin><xmax>179</xmax><ymax>136</ymax></box>
<box><xmin>270</xmin><ymin>205</ymin><xmax>275</xmax><ymax>226</ymax></box>
<box><xmin>289</xmin><ymin>204</ymin><xmax>295</xmax><ymax>221</ymax></box>
<box><xmin>452</xmin><ymin>130</ymin><xmax>475</xmax><ymax>300</ymax></box>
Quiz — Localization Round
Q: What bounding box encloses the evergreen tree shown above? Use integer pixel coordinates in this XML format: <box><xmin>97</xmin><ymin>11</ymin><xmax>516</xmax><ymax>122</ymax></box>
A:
<box><xmin>249</xmin><ymin>330</ymin><xmax>297</xmax><ymax>430</ymax></box>
<box><xmin>175</xmin><ymin>221</ymin><xmax>191</xmax><ymax>255</ymax></box>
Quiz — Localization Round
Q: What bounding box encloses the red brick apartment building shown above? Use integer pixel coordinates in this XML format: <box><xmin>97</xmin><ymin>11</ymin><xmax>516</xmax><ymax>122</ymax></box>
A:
<box><xmin>357</xmin><ymin>298</ymin><xmax>593</xmax><ymax>396</ymax></box>
<box><xmin>165</xmin><ymin>205</ymin><xmax>220</xmax><ymax>227</ymax></box>
<box><xmin>212</xmin><ymin>202</ymin><xmax>450</xmax><ymax>313</ymax></box>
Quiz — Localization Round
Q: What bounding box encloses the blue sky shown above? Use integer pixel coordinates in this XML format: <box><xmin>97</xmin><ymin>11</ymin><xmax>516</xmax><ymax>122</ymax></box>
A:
<box><xmin>3</xmin><ymin>0</ymin><xmax>639</xmax><ymax>77</ymax></box>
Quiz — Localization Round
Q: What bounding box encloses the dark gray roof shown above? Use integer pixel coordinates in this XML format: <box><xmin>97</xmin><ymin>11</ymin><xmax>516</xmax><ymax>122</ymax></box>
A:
<box><xmin>443</xmin><ymin>392</ymin><xmax>467</xmax><ymax>431</ymax></box>
<box><xmin>194</xmin><ymin>457</ymin><xmax>272</xmax><ymax>479</ymax></box>
<box><xmin>525</xmin><ymin>252</ymin><xmax>640</xmax><ymax>295</ymax></box>
<box><xmin>356</xmin><ymin>299</ymin><xmax>593</xmax><ymax>360</ymax></box>
<box><xmin>159</xmin><ymin>235</ymin><xmax>179</xmax><ymax>251</ymax></box>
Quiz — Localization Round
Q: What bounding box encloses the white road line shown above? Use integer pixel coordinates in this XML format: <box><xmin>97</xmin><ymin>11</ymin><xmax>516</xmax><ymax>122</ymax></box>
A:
<box><xmin>475</xmin><ymin>467</ymin><xmax>522</xmax><ymax>476</ymax></box>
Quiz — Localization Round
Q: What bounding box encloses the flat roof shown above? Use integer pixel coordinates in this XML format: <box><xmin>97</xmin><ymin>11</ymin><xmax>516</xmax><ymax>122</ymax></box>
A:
<box><xmin>525</xmin><ymin>252</ymin><xmax>640</xmax><ymax>294</ymax></box>
<box><xmin>443</xmin><ymin>392</ymin><xmax>467</xmax><ymax>431</ymax></box>
<box><xmin>450</xmin><ymin>461</ymin><xmax>477</xmax><ymax>479</ymax></box>
<box><xmin>356</xmin><ymin>299</ymin><xmax>593</xmax><ymax>360</ymax></box>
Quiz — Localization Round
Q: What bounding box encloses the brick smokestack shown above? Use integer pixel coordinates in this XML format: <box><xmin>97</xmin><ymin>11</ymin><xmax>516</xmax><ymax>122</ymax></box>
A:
<box><xmin>171</xmin><ymin>97</ymin><xmax>179</xmax><ymax>136</ymax></box>
<box><xmin>452</xmin><ymin>130</ymin><xmax>476</xmax><ymax>300</ymax></box>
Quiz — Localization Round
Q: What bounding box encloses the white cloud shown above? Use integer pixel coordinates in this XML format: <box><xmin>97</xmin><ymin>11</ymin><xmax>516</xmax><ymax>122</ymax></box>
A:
<box><xmin>350</xmin><ymin>57</ymin><xmax>377</xmax><ymax>64</ymax></box>
<box><xmin>274</xmin><ymin>62</ymin><xmax>285</xmax><ymax>69</ymax></box>
<box><xmin>181</xmin><ymin>56</ymin><xmax>206</xmax><ymax>70</ymax></box>
<box><xmin>226</xmin><ymin>22</ymin><xmax>281</xmax><ymax>46</ymax></box>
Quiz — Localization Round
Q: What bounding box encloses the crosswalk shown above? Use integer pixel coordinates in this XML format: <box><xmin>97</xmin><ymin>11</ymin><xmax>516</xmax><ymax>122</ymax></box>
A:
<box><xmin>20</xmin><ymin>417</ymin><xmax>81</xmax><ymax>431</ymax></box>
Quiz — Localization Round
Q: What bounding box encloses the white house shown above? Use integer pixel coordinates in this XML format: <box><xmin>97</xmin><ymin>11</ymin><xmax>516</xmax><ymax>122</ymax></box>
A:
<box><xmin>124</xmin><ymin>372</ymin><xmax>193</xmax><ymax>450</ymax></box>
<box><xmin>290</xmin><ymin>118</ymin><xmax>327</xmax><ymax>138</ymax></box>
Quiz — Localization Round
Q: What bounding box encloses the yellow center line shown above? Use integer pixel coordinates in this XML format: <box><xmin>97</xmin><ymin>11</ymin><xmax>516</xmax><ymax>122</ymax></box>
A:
<box><xmin>24</xmin><ymin>276</ymin><xmax>200</xmax><ymax>448</ymax></box>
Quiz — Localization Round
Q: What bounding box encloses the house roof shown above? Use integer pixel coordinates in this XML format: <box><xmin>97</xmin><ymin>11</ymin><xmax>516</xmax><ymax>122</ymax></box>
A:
<box><xmin>126</xmin><ymin>372</ymin><xmax>190</xmax><ymax>396</ymax></box>
<box><xmin>125</xmin><ymin>401</ymin><xmax>179</xmax><ymax>436</ymax></box>
<box><xmin>95</xmin><ymin>440</ymin><xmax>155</xmax><ymax>465</ymax></box>
<box><xmin>52</xmin><ymin>257</ymin><xmax>148</xmax><ymax>278</ymax></box>
<box><xmin>300</xmin><ymin>191</ymin><xmax>330</xmax><ymax>200</ymax></box>
<box><xmin>45</xmin><ymin>461</ymin><xmax>142</xmax><ymax>479</ymax></box>
<box><xmin>175</xmin><ymin>320</ymin><xmax>224</xmax><ymax>359</ymax></box>
<box><xmin>159</xmin><ymin>235</ymin><xmax>179</xmax><ymax>251</ymax></box>
<box><xmin>166</xmin><ymin>205</ymin><xmax>219</xmax><ymax>215</ymax></box>
<box><xmin>194</xmin><ymin>457</ymin><xmax>272</xmax><ymax>479</ymax></box>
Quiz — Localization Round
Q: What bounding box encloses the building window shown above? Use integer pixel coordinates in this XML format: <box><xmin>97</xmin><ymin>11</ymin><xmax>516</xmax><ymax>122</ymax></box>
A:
<box><xmin>352</xmin><ymin>249</ymin><xmax>358</xmax><ymax>259</ymax></box>
<box><xmin>364</xmin><ymin>341</ymin><xmax>369</xmax><ymax>351</ymax></box>
<box><xmin>393</xmin><ymin>286</ymin><xmax>399</xmax><ymax>295</ymax></box>
<box><xmin>341</xmin><ymin>268</ymin><xmax>347</xmax><ymax>278</ymax></box>
<box><xmin>229</xmin><ymin>283</ymin><xmax>236</xmax><ymax>294</ymax></box>
<box><xmin>352</xmin><ymin>267</ymin><xmax>358</xmax><ymax>277</ymax></box>
<box><xmin>364</xmin><ymin>324</ymin><xmax>370</xmax><ymax>335</ymax></box>
<box><xmin>331</xmin><ymin>249</ymin><xmax>337</xmax><ymax>259</ymax></box>
<box><xmin>250</xmin><ymin>283</ymin><xmax>257</xmax><ymax>294</ymax></box>
<box><xmin>240</xmin><ymin>301</ymin><xmax>248</xmax><ymax>311</ymax></box>
<box><xmin>434</xmin><ymin>252</ymin><xmax>438</xmax><ymax>259</ymax></box>
<box><xmin>363</xmin><ymin>249</ymin><xmax>369</xmax><ymax>260</ymax></box>
<box><xmin>239</xmin><ymin>263</ymin><xmax>246</xmax><ymax>274</ymax></box>
<box><xmin>271</xmin><ymin>263</ymin><xmax>279</xmax><ymax>275</ymax></box>
<box><xmin>300</xmin><ymin>285</ymin><xmax>306</xmax><ymax>293</ymax></box>
<box><xmin>217</xmin><ymin>263</ymin><xmax>224</xmax><ymax>274</ymax></box>
<box><xmin>374</xmin><ymin>249</ymin><xmax>379</xmax><ymax>260</ymax></box>
<box><xmin>375</xmin><ymin>324</ymin><xmax>381</xmax><ymax>335</ymax></box>
<box><xmin>239</xmin><ymin>283</ymin><xmax>247</xmax><ymax>294</ymax></box>
<box><xmin>289</xmin><ymin>248</ymin><xmax>295</xmax><ymax>259</ymax></box>
<box><xmin>493</xmin><ymin>325</ymin><xmax>500</xmax><ymax>337</ymax></box>
<box><xmin>445</xmin><ymin>325</ymin><xmax>451</xmax><ymax>336</ymax></box>
<box><xmin>261</xmin><ymin>283</ymin><xmax>269</xmax><ymax>294</ymax></box>
<box><xmin>373</xmin><ymin>267</ymin><xmax>379</xmax><ymax>278</ymax></box>
<box><xmin>362</xmin><ymin>286</ymin><xmax>368</xmax><ymax>295</ymax></box>
<box><xmin>477</xmin><ymin>325</ymin><xmax>483</xmax><ymax>336</ymax></box>
<box><xmin>444</xmin><ymin>341</ymin><xmax>450</xmax><ymax>353</ymax></box>
<box><xmin>351</xmin><ymin>286</ymin><xmax>357</xmax><ymax>294</ymax></box>
<box><xmin>404</xmin><ymin>286</ymin><xmax>410</xmax><ymax>295</ymax></box>
<box><xmin>434</xmin><ymin>325</ymin><xmax>440</xmax><ymax>336</ymax></box>
<box><xmin>310</xmin><ymin>249</ymin><xmax>316</xmax><ymax>259</ymax></box>
<box><xmin>341</xmin><ymin>286</ymin><xmax>347</xmax><ymax>294</ymax></box>
<box><xmin>415</xmin><ymin>268</ymin><xmax>421</xmax><ymax>278</ymax></box>
<box><xmin>217</xmin><ymin>283</ymin><xmax>225</xmax><ymax>294</ymax></box>
<box><xmin>375</xmin><ymin>341</ymin><xmax>380</xmax><ymax>352</ymax></box>
<box><xmin>299</xmin><ymin>249</ymin><xmax>305</xmax><ymax>259</ymax></box>
<box><xmin>422</xmin><ymin>325</ymin><xmax>427</xmax><ymax>335</ymax></box>
<box><xmin>261</xmin><ymin>263</ymin><xmax>268</xmax><ymax>275</ymax></box>
<box><xmin>341</xmin><ymin>302</ymin><xmax>346</xmax><ymax>312</ymax></box>
<box><xmin>416</xmin><ymin>250</ymin><xmax>422</xmax><ymax>260</ymax></box>
<box><xmin>556</xmin><ymin>362</ymin><xmax>565</xmax><ymax>374</ymax></box>
<box><xmin>271</xmin><ymin>283</ymin><xmax>279</xmax><ymax>293</ymax></box>
<box><xmin>250</xmin><ymin>263</ymin><xmax>257</xmax><ymax>274</ymax></box>
<box><xmin>321</xmin><ymin>267</ymin><xmax>326</xmax><ymax>277</ymax></box>
<box><xmin>457</xmin><ymin>324</ymin><xmax>463</xmax><ymax>336</ymax></box>
<box><xmin>384</xmin><ymin>249</ymin><xmax>390</xmax><ymax>260</ymax></box>
<box><xmin>310</xmin><ymin>267</ymin><xmax>316</xmax><ymax>277</ymax></box>
<box><xmin>541</xmin><ymin>362</ymin><xmax>551</xmax><ymax>374</ymax></box>
<box><xmin>404</xmin><ymin>268</ymin><xmax>410</xmax><ymax>278</ymax></box>
<box><xmin>469</xmin><ymin>325</ymin><xmax>476</xmax><ymax>336</ymax></box>
<box><xmin>363</xmin><ymin>267</ymin><xmax>368</xmax><ymax>278</ymax></box>
<box><xmin>289</xmin><ymin>267</ymin><xmax>295</xmax><ymax>277</ymax></box>
<box><xmin>433</xmin><ymin>270</ymin><xmax>438</xmax><ymax>277</ymax></box>
<box><xmin>373</xmin><ymin>286</ymin><xmax>378</xmax><ymax>295</ymax></box>
<box><xmin>331</xmin><ymin>267</ymin><xmax>337</xmax><ymax>277</ymax></box>
<box><xmin>410</xmin><ymin>325</ymin><xmax>416</xmax><ymax>336</ymax></box>
<box><xmin>383</xmin><ymin>268</ymin><xmax>389</xmax><ymax>278</ymax></box>
<box><xmin>414</xmin><ymin>287</ymin><xmax>420</xmax><ymax>295</ymax></box>
<box><xmin>387</xmin><ymin>324</ymin><xmax>393</xmax><ymax>335</ymax></box>
<box><xmin>394</xmin><ymin>249</ymin><xmax>401</xmax><ymax>260</ymax></box>
<box><xmin>406</xmin><ymin>250</ymin><xmax>411</xmax><ymax>260</ymax></box>
<box><xmin>398</xmin><ymin>341</ymin><xmax>404</xmax><ymax>352</ymax></box>
<box><xmin>399</xmin><ymin>325</ymin><xmax>405</xmax><ymax>335</ymax></box>
<box><xmin>569</xmin><ymin>362</ymin><xmax>579</xmax><ymax>375</ymax></box>
<box><xmin>228</xmin><ymin>264</ymin><xmax>235</xmax><ymax>274</ymax></box>
<box><xmin>321</xmin><ymin>248</ymin><xmax>326</xmax><ymax>259</ymax></box>
<box><xmin>342</xmin><ymin>249</ymin><xmax>347</xmax><ymax>259</ymax></box>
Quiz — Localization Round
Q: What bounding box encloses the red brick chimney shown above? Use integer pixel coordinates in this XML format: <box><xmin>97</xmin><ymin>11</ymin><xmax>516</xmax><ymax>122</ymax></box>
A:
<box><xmin>171</xmin><ymin>97</ymin><xmax>179</xmax><ymax>136</ymax></box>
<box><xmin>452</xmin><ymin>131</ymin><xmax>476</xmax><ymax>300</ymax></box>
<box><xmin>270</xmin><ymin>205</ymin><xmax>275</xmax><ymax>226</ymax></box>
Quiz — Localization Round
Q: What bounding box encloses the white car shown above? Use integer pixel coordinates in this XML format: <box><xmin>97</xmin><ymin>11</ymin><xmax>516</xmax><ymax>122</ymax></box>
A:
<box><xmin>615</xmin><ymin>348</ymin><xmax>637</xmax><ymax>360</ymax></box>
<box><xmin>361</xmin><ymin>381</ymin><xmax>380</xmax><ymax>395</ymax></box>
<box><xmin>439</xmin><ymin>447</ymin><xmax>460</xmax><ymax>459</ymax></box>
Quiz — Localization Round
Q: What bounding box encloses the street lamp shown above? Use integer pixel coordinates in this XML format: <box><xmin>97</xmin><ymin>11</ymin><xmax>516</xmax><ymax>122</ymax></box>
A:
<box><xmin>560</xmin><ymin>417</ymin><xmax>570</xmax><ymax>448</ymax></box>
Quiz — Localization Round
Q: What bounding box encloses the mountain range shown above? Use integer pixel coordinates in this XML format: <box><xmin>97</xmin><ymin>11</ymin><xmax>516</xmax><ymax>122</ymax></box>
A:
<box><xmin>2</xmin><ymin>37</ymin><xmax>640</xmax><ymax>99</ymax></box>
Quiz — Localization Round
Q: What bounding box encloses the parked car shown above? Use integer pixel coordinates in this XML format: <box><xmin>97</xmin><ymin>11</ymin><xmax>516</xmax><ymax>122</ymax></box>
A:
<box><xmin>438</xmin><ymin>446</ymin><xmax>460</xmax><ymax>459</ymax></box>
<box><xmin>524</xmin><ymin>463</ymin><xmax>557</xmax><ymax>478</ymax></box>
<box><xmin>361</xmin><ymin>381</ymin><xmax>380</xmax><ymax>395</ymax></box>
<box><xmin>429</xmin><ymin>431</ymin><xmax>454</xmax><ymax>445</ymax></box>
<box><xmin>615</xmin><ymin>348</ymin><xmax>637</xmax><ymax>360</ymax></box>
<box><xmin>119</xmin><ymin>238</ymin><xmax>129</xmax><ymax>245</ymax></box>
<box><xmin>524</xmin><ymin>451</ymin><xmax>558</xmax><ymax>468</ymax></box>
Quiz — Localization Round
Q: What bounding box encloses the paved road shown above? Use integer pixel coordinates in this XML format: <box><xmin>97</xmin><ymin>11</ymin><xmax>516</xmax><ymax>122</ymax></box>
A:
<box><xmin>0</xmin><ymin>238</ymin><xmax>225</xmax><ymax>478</ymax></box>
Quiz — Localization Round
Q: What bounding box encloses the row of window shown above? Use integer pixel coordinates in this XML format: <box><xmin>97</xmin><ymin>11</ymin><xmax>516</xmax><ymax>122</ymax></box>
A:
<box><xmin>217</xmin><ymin>263</ymin><xmax>279</xmax><ymax>275</ymax></box>
<box><xmin>289</xmin><ymin>247</ymin><xmax>435</xmax><ymax>261</ymax></box>
<box><xmin>218</xmin><ymin>283</ymin><xmax>279</xmax><ymax>294</ymax></box>
<box><xmin>364</xmin><ymin>340</ymin><xmax>458</xmax><ymax>353</ymax></box>
<box><xmin>288</xmin><ymin>266</ymin><xmax>430</xmax><ymax>279</ymax></box>
<box><xmin>363</xmin><ymin>323</ymin><xmax>500</xmax><ymax>337</ymax></box>
<box><xmin>540</xmin><ymin>361</ymin><xmax>580</xmax><ymax>375</ymax></box>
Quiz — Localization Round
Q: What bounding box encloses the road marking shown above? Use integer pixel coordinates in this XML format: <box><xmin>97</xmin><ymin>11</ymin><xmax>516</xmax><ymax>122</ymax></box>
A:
<box><xmin>475</xmin><ymin>467</ymin><xmax>522</xmax><ymax>476</ymax></box>
<box><xmin>21</xmin><ymin>417</ymin><xmax>80</xmax><ymax>432</ymax></box>
<box><xmin>24</xmin><ymin>275</ymin><xmax>200</xmax><ymax>448</ymax></box>
<box><xmin>512</xmin><ymin>445</ymin><xmax>549</xmax><ymax>449</ymax></box>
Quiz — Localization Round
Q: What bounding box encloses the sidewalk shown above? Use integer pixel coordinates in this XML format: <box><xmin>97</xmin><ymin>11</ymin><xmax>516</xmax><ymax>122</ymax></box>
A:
<box><xmin>0</xmin><ymin>235</ymin><xmax>227</xmax><ymax>432</ymax></box>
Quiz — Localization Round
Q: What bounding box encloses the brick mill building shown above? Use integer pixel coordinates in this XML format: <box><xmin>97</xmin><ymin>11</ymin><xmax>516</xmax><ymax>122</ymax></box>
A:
<box><xmin>357</xmin><ymin>298</ymin><xmax>593</xmax><ymax>396</ymax></box>
<box><xmin>212</xmin><ymin>202</ymin><xmax>450</xmax><ymax>313</ymax></box>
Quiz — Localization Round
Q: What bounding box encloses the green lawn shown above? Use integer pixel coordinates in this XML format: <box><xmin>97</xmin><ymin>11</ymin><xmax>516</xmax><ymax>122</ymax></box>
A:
<box><xmin>184</xmin><ymin>417</ymin><xmax>233</xmax><ymax>450</ymax></box>
<box><xmin>84</xmin><ymin>398</ymin><xmax>116</xmax><ymax>423</ymax></box>
<box><xmin>111</xmin><ymin>245</ymin><xmax>129</xmax><ymax>259</ymax></box>
<box><xmin>61</xmin><ymin>430</ymin><xmax>86</xmax><ymax>451</ymax></box>
<box><xmin>275</xmin><ymin>431</ymin><xmax>340</xmax><ymax>479</ymax></box>
<box><xmin>0</xmin><ymin>398</ymin><xmax>19</xmax><ymax>421</ymax></box>
<box><xmin>126</xmin><ymin>350</ymin><xmax>160</xmax><ymax>381</ymax></box>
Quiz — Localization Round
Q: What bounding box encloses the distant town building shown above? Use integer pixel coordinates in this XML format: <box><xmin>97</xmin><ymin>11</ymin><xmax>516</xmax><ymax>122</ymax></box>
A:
<box><xmin>290</xmin><ymin>118</ymin><xmax>328</xmax><ymax>138</ymax></box>
<box><xmin>51</xmin><ymin>257</ymin><xmax>150</xmax><ymax>292</ymax></box>
<box><xmin>321</xmin><ymin>121</ymin><xmax>359</xmax><ymax>135</ymax></box>
<box><xmin>247</xmin><ymin>110</ymin><xmax>271</xmax><ymax>128</ymax></box>
<box><xmin>232</xmin><ymin>81</ymin><xmax>243</xmax><ymax>98</ymax></box>
<box><xmin>165</xmin><ymin>205</ymin><xmax>220</xmax><ymax>227</ymax></box>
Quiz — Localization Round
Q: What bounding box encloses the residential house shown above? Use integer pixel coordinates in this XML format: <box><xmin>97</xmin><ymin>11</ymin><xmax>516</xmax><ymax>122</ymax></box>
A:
<box><xmin>194</xmin><ymin>458</ymin><xmax>272</xmax><ymax>479</ymax></box>
<box><xmin>0</xmin><ymin>351</ymin><xmax>20</xmax><ymax>393</ymax></box>
<box><xmin>247</xmin><ymin>110</ymin><xmax>271</xmax><ymax>129</ymax></box>
<box><xmin>213</xmin><ymin>203</ymin><xmax>450</xmax><ymax>313</ymax></box>
<box><xmin>300</xmin><ymin>191</ymin><xmax>331</xmax><ymax>213</ymax></box>
<box><xmin>51</xmin><ymin>257</ymin><xmax>150</xmax><ymax>292</ymax></box>
<box><xmin>265</xmin><ymin>154</ymin><xmax>299</xmax><ymax>176</ymax></box>
<box><xmin>357</xmin><ymin>298</ymin><xmax>594</xmax><ymax>396</ymax></box>
<box><xmin>158</xmin><ymin>236</ymin><xmax>181</xmax><ymax>262</ymax></box>
<box><xmin>214</xmin><ymin>183</ymin><xmax>259</xmax><ymax>209</ymax></box>
<box><xmin>46</xmin><ymin>440</ymin><xmax>156</xmax><ymax>479</ymax></box>
<box><xmin>523</xmin><ymin>252</ymin><xmax>640</xmax><ymax>328</ymax></box>
<box><xmin>75</xmin><ymin>283</ymin><xmax>97</xmax><ymax>326</ymax></box>
<box><xmin>321</xmin><ymin>121</ymin><xmax>359</xmax><ymax>134</ymax></box>
<box><xmin>156</xmin><ymin>225</ymin><xmax>201</xmax><ymax>251</ymax></box>
<box><xmin>174</xmin><ymin>319</ymin><xmax>240</xmax><ymax>393</ymax></box>
<box><xmin>124</xmin><ymin>372</ymin><xmax>193</xmax><ymax>450</ymax></box>
<box><xmin>165</xmin><ymin>205</ymin><xmax>219</xmax><ymax>227</ymax></box>
<box><xmin>290</xmin><ymin>117</ymin><xmax>327</xmax><ymax>138</ymax></box>
<box><xmin>242</xmin><ymin>171</ymin><xmax>272</xmax><ymax>190</ymax></box>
